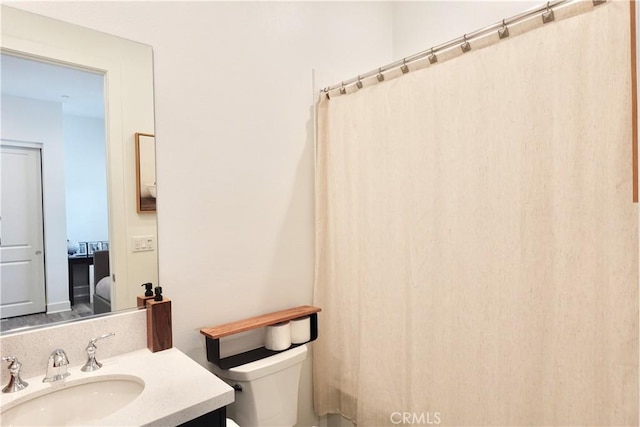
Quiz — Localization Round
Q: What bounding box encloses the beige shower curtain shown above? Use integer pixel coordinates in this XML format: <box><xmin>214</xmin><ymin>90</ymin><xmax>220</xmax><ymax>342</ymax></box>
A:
<box><xmin>313</xmin><ymin>2</ymin><xmax>638</xmax><ymax>426</ymax></box>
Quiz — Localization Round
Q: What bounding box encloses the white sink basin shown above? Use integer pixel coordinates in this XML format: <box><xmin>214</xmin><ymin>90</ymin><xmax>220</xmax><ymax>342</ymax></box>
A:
<box><xmin>0</xmin><ymin>375</ymin><xmax>144</xmax><ymax>426</ymax></box>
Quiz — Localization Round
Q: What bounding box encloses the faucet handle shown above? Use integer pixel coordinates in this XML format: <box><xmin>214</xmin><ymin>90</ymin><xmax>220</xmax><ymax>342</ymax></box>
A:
<box><xmin>81</xmin><ymin>332</ymin><xmax>115</xmax><ymax>372</ymax></box>
<box><xmin>88</xmin><ymin>332</ymin><xmax>115</xmax><ymax>347</ymax></box>
<box><xmin>2</xmin><ymin>356</ymin><xmax>28</xmax><ymax>393</ymax></box>
<box><xmin>2</xmin><ymin>356</ymin><xmax>19</xmax><ymax>366</ymax></box>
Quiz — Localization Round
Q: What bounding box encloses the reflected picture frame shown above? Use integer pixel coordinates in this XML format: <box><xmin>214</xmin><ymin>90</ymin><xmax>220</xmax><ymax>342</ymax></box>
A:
<box><xmin>135</xmin><ymin>132</ymin><xmax>156</xmax><ymax>213</ymax></box>
<box><xmin>87</xmin><ymin>242</ymin><xmax>101</xmax><ymax>255</ymax></box>
<box><xmin>77</xmin><ymin>242</ymin><xmax>87</xmax><ymax>256</ymax></box>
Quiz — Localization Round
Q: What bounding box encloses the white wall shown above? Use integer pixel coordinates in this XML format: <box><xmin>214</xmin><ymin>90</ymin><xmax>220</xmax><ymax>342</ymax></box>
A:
<box><xmin>151</xmin><ymin>0</ymin><xmax>392</xmax><ymax>349</ymax></box>
<box><xmin>1</xmin><ymin>94</ymin><xmax>70</xmax><ymax>313</ymax></box>
<box><xmin>63</xmin><ymin>114</ymin><xmax>108</xmax><ymax>243</ymax></box>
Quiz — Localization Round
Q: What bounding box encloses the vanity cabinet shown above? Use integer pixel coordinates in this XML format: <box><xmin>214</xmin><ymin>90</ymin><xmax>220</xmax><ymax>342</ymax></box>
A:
<box><xmin>180</xmin><ymin>406</ymin><xmax>226</xmax><ymax>427</ymax></box>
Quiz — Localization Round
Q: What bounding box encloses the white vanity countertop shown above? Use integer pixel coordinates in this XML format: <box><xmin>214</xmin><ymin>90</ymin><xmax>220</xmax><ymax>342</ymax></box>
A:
<box><xmin>0</xmin><ymin>347</ymin><xmax>234</xmax><ymax>426</ymax></box>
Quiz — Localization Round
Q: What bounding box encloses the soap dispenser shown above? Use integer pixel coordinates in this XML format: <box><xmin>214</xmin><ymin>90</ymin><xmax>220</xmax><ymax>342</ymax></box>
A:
<box><xmin>137</xmin><ymin>282</ymin><xmax>155</xmax><ymax>307</ymax></box>
<box><xmin>153</xmin><ymin>285</ymin><xmax>163</xmax><ymax>301</ymax></box>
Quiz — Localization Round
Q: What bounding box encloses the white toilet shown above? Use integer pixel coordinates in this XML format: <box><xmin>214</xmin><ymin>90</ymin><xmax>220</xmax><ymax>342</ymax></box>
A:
<box><xmin>212</xmin><ymin>345</ymin><xmax>308</xmax><ymax>427</ymax></box>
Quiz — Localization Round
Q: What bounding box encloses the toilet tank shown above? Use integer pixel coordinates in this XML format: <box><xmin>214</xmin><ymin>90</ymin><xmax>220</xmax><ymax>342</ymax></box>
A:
<box><xmin>213</xmin><ymin>345</ymin><xmax>307</xmax><ymax>427</ymax></box>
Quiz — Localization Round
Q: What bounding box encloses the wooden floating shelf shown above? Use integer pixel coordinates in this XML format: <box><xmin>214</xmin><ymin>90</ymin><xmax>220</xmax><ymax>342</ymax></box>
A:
<box><xmin>200</xmin><ymin>305</ymin><xmax>321</xmax><ymax>369</ymax></box>
<box><xmin>200</xmin><ymin>305</ymin><xmax>321</xmax><ymax>339</ymax></box>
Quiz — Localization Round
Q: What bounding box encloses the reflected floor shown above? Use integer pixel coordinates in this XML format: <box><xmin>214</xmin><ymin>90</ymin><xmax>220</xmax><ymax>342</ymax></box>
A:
<box><xmin>1</xmin><ymin>303</ymin><xmax>93</xmax><ymax>333</ymax></box>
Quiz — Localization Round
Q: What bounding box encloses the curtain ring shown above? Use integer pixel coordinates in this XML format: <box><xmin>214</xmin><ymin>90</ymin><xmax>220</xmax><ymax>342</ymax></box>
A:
<box><xmin>460</xmin><ymin>33</ymin><xmax>471</xmax><ymax>53</ymax></box>
<box><xmin>377</xmin><ymin>68</ymin><xmax>385</xmax><ymax>82</ymax></box>
<box><xmin>356</xmin><ymin>75</ymin><xmax>363</xmax><ymax>89</ymax></box>
<box><xmin>400</xmin><ymin>58</ymin><xmax>409</xmax><ymax>74</ymax></box>
<box><xmin>339</xmin><ymin>82</ymin><xmax>346</xmax><ymax>95</ymax></box>
<box><xmin>428</xmin><ymin>47</ymin><xmax>438</xmax><ymax>64</ymax></box>
<box><xmin>499</xmin><ymin>18</ymin><xmax>510</xmax><ymax>39</ymax></box>
<box><xmin>542</xmin><ymin>1</ymin><xmax>555</xmax><ymax>23</ymax></box>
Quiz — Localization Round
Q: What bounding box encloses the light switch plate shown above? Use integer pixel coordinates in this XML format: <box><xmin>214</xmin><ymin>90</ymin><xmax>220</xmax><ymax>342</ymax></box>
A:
<box><xmin>132</xmin><ymin>236</ymin><xmax>155</xmax><ymax>252</ymax></box>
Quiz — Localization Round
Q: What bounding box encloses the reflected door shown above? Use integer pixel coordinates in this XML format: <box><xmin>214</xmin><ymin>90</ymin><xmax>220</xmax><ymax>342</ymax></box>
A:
<box><xmin>0</xmin><ymin>144</ymin><xmax>46</xmax><ymax>318</ymax></box>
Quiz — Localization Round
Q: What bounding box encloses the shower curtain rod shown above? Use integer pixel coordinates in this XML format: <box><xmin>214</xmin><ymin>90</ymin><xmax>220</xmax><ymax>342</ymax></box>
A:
<box><xmin>322</xmin><ymin>0</ymin><xmax>604</xmax><ymax>94</ymax></box>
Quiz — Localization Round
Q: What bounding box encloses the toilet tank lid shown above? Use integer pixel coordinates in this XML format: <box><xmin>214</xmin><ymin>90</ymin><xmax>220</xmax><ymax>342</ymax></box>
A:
<box><xmin>219</xmin><ymin>345</ymin><xmax>307</xmax><ymax>382</ymax></box>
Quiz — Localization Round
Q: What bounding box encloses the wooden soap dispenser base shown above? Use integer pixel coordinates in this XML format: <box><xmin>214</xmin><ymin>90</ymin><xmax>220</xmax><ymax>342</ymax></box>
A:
<box><xmin>146</xmin><ymin>286</ymin><xmax>173</xmax><ymax>352</ymax></box>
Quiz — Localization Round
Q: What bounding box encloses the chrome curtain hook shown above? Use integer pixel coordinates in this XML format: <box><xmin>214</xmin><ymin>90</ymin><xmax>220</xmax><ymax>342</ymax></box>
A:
<box><xmin>339</xmin><ymin>82</ymin><xmax>346</xmax><ymax>95</ymax></box>
<box><xmin>400</xmin><ymin>59</ymin><xmax>409</xmax><ymax>74</ymax></box>
<box><xmin>460</xmin><ymin>34</ymin><xmax>471</xmax><ymax>53</ymax></box>
<box><xmin>377</xmin><ymin>68</ymin><xmax>385</xmax><ymax>82</ymax></box>
<box><xmin>499</xmin><ymin>18</ymin><xmax>510</xmax><ymax>39</ymax></box>
<box><xmin>428</xmin><ymin>47</ymin><xmax>438</xmax><ymax>64</ymax></box>
<box><xmin>356</xmin><ymin>75</ymin><xmax>363</xmax><ymax>89</ymax></box>
<box><xmin>542</xmin><ymin>1</ymin><xmax>555</xmax><ymax>23</ymax></box>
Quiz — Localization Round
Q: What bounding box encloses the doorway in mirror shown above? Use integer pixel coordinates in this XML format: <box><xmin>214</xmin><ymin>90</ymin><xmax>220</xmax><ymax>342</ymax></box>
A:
<box><xmin>0</xmin><ymin>143</ymin><xmax>46</xmax><ymax>318</ymax></box>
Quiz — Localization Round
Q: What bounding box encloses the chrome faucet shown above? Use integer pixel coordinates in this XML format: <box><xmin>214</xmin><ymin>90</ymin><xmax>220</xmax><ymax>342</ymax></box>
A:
<box><xmin>2</xmin><ymin>356</ymin><xmax>28</xmax><ymax>393</ymax></box>
<box><xmin>43</xmin><ymin>349</ymin><xmax>70</xmax><ymax>383</ymax></box>
<box><xmin>81</xmin><ymin>333</ymin><xmax>115</xmax><ymax>372</ymax></box>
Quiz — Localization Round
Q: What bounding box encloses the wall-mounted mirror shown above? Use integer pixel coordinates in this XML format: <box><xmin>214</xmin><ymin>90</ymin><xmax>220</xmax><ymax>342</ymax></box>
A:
<box><xmin>0</xmin><ymin>6</ymin><xmax>158</xmax><ymax>334</ymax></box>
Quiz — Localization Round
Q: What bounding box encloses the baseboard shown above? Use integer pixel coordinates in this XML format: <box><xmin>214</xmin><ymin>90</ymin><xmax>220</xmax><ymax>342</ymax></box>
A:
<box><xmin>46</xmin><ymin>300</ymin><xmax>71</xmax><ymax>314</ymax></box>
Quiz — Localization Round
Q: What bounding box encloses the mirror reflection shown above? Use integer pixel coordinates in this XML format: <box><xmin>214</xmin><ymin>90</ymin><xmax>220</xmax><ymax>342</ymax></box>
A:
<box><xmin>0</xmin><ymin>7</ymin><xmax>158</xmax><ymax>334</ymax></box>
<box><xmin>1</xmin><ymin>54</ymin><xmax>107</xmax><ymax>330</ymax></box>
